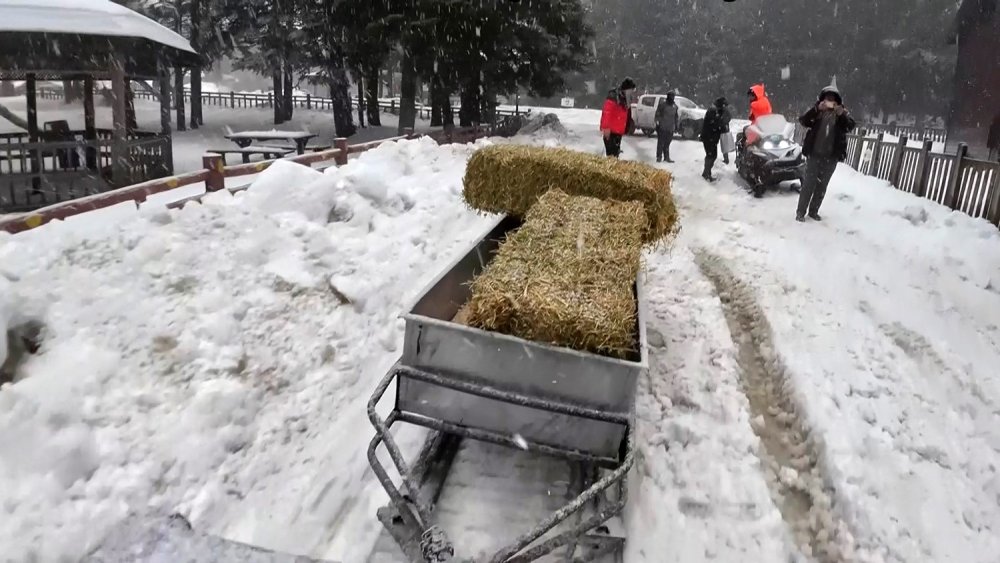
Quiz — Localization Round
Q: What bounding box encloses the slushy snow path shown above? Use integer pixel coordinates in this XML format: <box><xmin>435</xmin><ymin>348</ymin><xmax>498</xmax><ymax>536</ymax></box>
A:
<box><xmin>1</xmin><ymin>108</ymin><xmax>999</xmax><ymax>563</ymax></box>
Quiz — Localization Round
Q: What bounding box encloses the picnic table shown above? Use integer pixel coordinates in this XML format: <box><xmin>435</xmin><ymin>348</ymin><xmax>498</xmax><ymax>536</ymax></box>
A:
<box><xmin>207</xmin><ymin>146</ymin><xmax>295</xmax><ymax>165</ymax></box>
<box><xmin>224</xmin><ymin>130</ymin><xmax>317</xmax><ymax>155</ymax></box>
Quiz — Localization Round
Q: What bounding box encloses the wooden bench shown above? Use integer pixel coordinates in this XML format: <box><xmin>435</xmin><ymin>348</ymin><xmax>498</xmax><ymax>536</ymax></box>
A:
<box><xmin>206</xmin><ymin>146</ymin><xmax>294</xmax><ymax>165</ymax></box>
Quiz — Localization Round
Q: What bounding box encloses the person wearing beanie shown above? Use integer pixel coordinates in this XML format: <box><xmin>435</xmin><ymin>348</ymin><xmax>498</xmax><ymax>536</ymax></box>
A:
<box><xmin>699</xmin><ymin>97</ymin><xmax>730</xmax><ymax>181</ymax></box>
<box><xmin>600</xmin><ymin>77</ymin><xmax>636</xmax><ymax>158</ymax></box>
<box><xmin>796</xmin><ymin>84</ymin><xmax>856</xmax><ymax>222</ymax></box>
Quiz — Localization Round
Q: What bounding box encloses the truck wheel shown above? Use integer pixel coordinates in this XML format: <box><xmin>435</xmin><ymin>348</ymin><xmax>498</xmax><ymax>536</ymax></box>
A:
<box><xmin>641</xmin><ymin>128</ymin><xmax>655</xmax><ymax>137</ymax></box>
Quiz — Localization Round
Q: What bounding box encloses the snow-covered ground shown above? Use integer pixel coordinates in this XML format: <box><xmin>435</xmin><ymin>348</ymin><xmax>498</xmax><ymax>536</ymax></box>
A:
<box><xmin>2</xmin><ymin>108</ymin><xmax>999</xmax><ymax>563</ymax></box>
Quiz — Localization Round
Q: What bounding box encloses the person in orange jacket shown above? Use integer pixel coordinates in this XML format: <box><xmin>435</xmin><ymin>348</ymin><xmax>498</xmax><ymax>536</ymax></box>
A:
<box><xmin>747</xmin><ymin>84</ymin><xmax>772</xmax><ymax>123</ymax></box>
<box><xmin>600</xmin><ymin>77</ymin><xmax>636</xmax><ymax>158</ymax></box>
<box><xmin>736</xmin><ymin>83</ymin><xmax>774</xmax><ymax>158</ymax></box>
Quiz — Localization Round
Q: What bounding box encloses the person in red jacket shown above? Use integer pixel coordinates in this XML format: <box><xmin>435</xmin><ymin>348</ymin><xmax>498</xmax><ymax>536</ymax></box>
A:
<box><xmin>747</xmin><ymin>83</ymin><xmax>773</xmax><ymax>123</ymax></box>
<box><xmin>600</xmin><ymin>77</ymin><xmax>636</xmax><ymax>157</ymax></box>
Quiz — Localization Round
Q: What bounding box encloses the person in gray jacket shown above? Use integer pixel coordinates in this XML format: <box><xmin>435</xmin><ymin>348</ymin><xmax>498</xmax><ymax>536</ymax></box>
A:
<box><xmin>655</xmin><ymin>92</ymin><xmax>679</xmax><ymax>163</ymax></box>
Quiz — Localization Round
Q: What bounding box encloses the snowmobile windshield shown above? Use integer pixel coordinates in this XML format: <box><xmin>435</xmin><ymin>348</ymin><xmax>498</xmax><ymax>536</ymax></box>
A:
<box><xmin>754</xmin><ymin>114</ymin><xmax>792</xmax><ymax>138</ymax></box>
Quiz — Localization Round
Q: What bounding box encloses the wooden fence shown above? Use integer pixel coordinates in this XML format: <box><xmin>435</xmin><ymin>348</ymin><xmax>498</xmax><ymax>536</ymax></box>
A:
<box><xmin>832</xmin><ymin>128</ymin><xmax>1000</xmax><ymax>226</ymax></box>
<box><xmin>35</xmin><ymin>87</ymin><xmax>527</xmax><ymax>122</ymax></box>
<box><xmin>0</xmin><ymin>116</ymin><xmax>526</xmax><ymax>235</ymax></box>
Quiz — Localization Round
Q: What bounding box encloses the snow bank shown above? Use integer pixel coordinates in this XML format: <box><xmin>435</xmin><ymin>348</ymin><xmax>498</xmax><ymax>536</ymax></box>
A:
<box><xmin>0</xmin><ymin>136</ymin><xmax>497</xmax><ymax>562</ymax></box>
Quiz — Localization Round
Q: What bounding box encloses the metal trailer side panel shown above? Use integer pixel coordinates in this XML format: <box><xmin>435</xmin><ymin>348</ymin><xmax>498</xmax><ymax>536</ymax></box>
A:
<box><xmin>400</xmin><ymin>215</ymin><xmax>648</xmax><ymax>420</ymax></box>
<box><xmin>397</xmin><ymin>375</ymin><xmax>627</xmax><ymax>461</ymax></box>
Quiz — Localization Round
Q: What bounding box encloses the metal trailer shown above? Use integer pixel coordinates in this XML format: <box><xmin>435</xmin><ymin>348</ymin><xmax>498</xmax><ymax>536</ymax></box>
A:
<box><xmin>367</xmin><ymin>216</ymin><xmax>648</xmax><ymax>562</ymax></box>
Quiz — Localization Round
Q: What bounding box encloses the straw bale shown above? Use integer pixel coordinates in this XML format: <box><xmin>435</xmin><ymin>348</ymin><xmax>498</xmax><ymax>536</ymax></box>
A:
<box><xmin>463</xmin><ymin>144</ymin><xmax>677</xmax><ymax>243</ymax></box>
<box><xmin>465</xmin><ymin>189</ymin><xmax>644</xmax><ymax>358</ymax></box>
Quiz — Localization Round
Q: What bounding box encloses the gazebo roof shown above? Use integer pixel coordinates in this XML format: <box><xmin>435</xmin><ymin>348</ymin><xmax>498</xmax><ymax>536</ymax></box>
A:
<box><xmin>0</xmin><ymin>0</ymin><xmax>198</xmax><ymax>79</ymax></box>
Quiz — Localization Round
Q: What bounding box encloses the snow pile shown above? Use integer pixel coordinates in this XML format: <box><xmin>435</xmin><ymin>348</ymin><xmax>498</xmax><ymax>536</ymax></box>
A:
<box><xmin>0</xmin><ymin>136</ymin><xmax>497</xmax><ymax>562</ymax></box>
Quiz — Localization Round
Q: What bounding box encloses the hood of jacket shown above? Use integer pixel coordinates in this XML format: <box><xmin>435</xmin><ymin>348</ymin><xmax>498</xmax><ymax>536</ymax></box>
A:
<box><xmin>818</xmin><ymin>85</ymin><xmax>843</xmax><ymax>105</ymax></box>
<box><xmin>749</xmin><ymin>84</ymin><xmax>767</xmax><ymax>100</ymax></box>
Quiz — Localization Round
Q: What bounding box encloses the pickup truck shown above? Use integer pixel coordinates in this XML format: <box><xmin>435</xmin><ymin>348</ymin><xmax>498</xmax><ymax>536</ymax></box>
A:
<box><xmin>629</xmin><ymin>94</ymin><xmax>708</xmax><ymax>140</ymax></box>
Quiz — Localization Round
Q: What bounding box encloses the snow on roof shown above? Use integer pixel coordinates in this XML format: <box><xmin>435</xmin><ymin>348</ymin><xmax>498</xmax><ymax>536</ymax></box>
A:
<box><xmin>0</xmin><ymin>0</ymin><xmax>196</xmax><ymax>55</ymax></box>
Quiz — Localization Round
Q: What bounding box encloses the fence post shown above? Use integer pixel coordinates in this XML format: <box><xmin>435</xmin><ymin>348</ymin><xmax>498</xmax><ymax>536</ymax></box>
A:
<box><xmin>390</xmin><ymin>99</ymin><xmax>396</xmax><ymax>114</ymax></box>
<box><xmin>913</xmin><ymin>139</ymin><xmax>934</xmax><ymax>199</ymax></box>
<box><xmin>203</xmin><ymin>154</ymin><xmax>225</xmax><ymax>192</ymax></box>
<box><xmin>851</xmin><ymin>129</ymin><xmax>865</xmax><ymax>170</ymax></box>
<box><xmin>985</xmin><ymin>165</ymin><xmax>1000</xmax><ymax>227</ymax></box>
<box><xmin>306</xmin><ymin>94</ymin><xmax>312</xmax><ymax>110</ymax></box>
<box><xmin>334</xmin><ymin>138</ymin><xmax>349</xmax><ymax>165</ymax></box>
<box><xmin>267</xmin><ymin>92</ymin><xmax>273</xmax><ymax>108</ymax></box>
<box><xmin>867</xmin><ymin>132</ymin><xmax>884</xmax><ymax>177</ymax></box>
<box><xmin>944</xmin><ymin>143</ymin><xmax>968</xmax><ymax>210</ymax></box>
<box><xmin>888</xmin><ymin>135</ymin><xmax>908</xmax><ymax>187</ymax></box>
<box><xmin>229</xmin><ymin>91</ymin><xmax>235</xmax><ymax>109</ymax></box>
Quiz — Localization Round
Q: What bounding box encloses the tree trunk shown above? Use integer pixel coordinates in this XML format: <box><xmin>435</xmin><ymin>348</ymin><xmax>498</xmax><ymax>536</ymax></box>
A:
<box><xmin>365</xmin><ymin>65</ymin><xmax>381</xmax><ymax>126</ymax></box>
<box><xmin>125</xmin><ymin>80</ymin><xmax>138</xmax><ymax>132</ymax></box>
<box><xmin>430</xmin><ymin>78</ymin><xmax>443</xmax><ymax>127</ymax></box>
<box><xmin>62</xmin><ymin>80</ymin><xmax>77</xmax><ymax>104</ymax></box>
<box><xmin>356</xmin><ymin>78</ymin><xmax>366</xmax><ymax>128</ymax></box>
<box><xmin>190</xmin><ymin>69</ymin><xmax>202</xmax><ymax>129</ymax></box>
<box><xmin>443</xmin><ymin>93</ymin><xmax>454</xmax><ymax>127</ymax></box>
<box><xmin>398</xmin><ymin>51</ymin><xmax>417</xmax><ymax>134</ymax></box>
<box><xmin>283</xmin><ymin>66</ymin><xmax>294</xmax><ymax>121</ymax></box>
<box><xmin>174</xmin><ymin>67</ymin><xmax>186</xmax><ymax>132</ymax></box>
<box><xmin>328</xmin><ymin>68</ymin><xmax>356</xmax><ymax>138</ymax></box>
<box><xmin>387</xmin><ymin>60</ymin><xmax>394</xmax><ymax>97</ymax></box>
<box><xmin>0</xmin><ymin>102</ymin><xmax>29</xmax><ymax>130</ymax></box>
<box><xmin>190</xmin><ymin>0</ymin><xmax>203</xmax><ymax>127</ymax></box>
<box><xmin>459</xmin><ymin>79</ymin><xmax>481</xmax><ymax>127</ymax></box>
<box><xmin>272</xmin><ymin>70</ymin><xmax>284</xmax><ymax>125</ymax></box>
<box><xmin>323</xmin><ymin>0</ymin><xmax>354</xmax><ymax>138</ymax></box>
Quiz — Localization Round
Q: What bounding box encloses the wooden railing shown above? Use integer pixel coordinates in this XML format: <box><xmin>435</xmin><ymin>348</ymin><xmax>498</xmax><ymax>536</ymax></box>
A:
<box><xmin>37</xmin><ymin>87</ymin><xmax>528</xmax><ymax>123</ymax></box>
<box><xmin>0</xmin><ymin>115</ymin><xmax>527</xmax><ymax>234</ymax></box>
<box><xmin>0</xmin><ymin>131</ymin><xmax>173</xmax><ymax>214</ymax></box>
<box><xmin>827</xmin><ymin>126</ymin><xmax>1000</xmax><ymax>226</ymax></box>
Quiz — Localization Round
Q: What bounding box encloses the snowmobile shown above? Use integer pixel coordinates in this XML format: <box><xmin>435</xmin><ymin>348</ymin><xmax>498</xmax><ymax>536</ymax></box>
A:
<box><xmin>735</xmin><ymin>113</ymin><xmax>805</xmax><ymax>198</ymax></box>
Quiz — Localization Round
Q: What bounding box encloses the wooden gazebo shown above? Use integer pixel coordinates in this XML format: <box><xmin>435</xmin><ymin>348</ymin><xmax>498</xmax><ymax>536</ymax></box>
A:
<box><xmin>0</xmin><ymin>0</ymin><xmax>198</xmax><ymax>213</ymax></box>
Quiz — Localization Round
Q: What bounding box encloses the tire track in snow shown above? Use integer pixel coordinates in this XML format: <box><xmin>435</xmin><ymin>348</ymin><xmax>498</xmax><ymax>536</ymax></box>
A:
<box><xmin>694</xmin><ymin>249</ymin><xmax>857</xmax><ymax>562</ymax></box>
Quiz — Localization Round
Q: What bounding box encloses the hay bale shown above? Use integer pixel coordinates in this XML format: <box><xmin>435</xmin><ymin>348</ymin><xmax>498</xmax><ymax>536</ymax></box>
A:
<box><xmin>463</xmin><ymin>144</ymin><xmax>677</xmax><ymax>243</ymax></box>
<box><xmin>465</xmin><ymin>189</ymin><xmax>644</xmax><ymax>358</ymax></box>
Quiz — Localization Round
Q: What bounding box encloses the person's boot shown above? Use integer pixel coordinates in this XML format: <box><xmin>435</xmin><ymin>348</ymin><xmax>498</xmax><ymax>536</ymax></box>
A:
<box><xmin>808</xmin><ymin>212</ymin><xmax>822</xmax><ymax>221</ymax></box>
<box><xmin>665</xmin><ymin>150</ymin><xmax>674</xmax><ymax>163</ymax></box>
<box><xmin>703</xmin><ymin>161</ymin><xmax>716</xmax><ymax>182</ymax></box>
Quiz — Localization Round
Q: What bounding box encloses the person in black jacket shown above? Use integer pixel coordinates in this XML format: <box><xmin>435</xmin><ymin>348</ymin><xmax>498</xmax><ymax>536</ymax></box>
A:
<box><xmin>699</xmin><ymin>97</ymin><xmax>729</xmax><ymax>181</ymax></box>
<box><xmin>796</xmin><ymin>85</ymin><xmax>856</xmax><ymax>221</ymax></box>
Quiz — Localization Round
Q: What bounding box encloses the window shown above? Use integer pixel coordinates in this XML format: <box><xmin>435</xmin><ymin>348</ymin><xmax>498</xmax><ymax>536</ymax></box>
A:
<box><xmin>676</xmin><ymin>97</ymin><xmax>696</xmax><ymax>109</ymax></box>
<box><xmin>641</xmin><ymin>96</ymin><xmax>656</xmax><ymax>107</ymax></box>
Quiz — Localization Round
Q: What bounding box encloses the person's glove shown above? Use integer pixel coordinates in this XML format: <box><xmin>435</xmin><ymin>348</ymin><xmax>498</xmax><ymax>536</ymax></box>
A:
<box><xmin>601</xmin><ymin>129</ymin><xmax>611</xmax><ymax>139</ymax></box>
<box><xmin>835</xmin><ymin>105</ymin><xmax>848</xmax><ymax>117</ymax></box>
